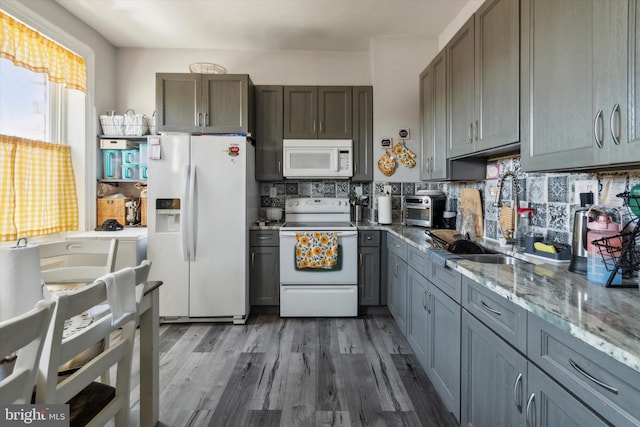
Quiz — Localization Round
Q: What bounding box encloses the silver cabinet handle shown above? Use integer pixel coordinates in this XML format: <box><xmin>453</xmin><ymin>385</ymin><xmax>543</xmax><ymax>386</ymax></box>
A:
<box><xmin>366</xmin><ymin>235</ymin><xmax>373</xmax><ymax>241</ymax></box>
<box><xmin>354</xmin><ymin>161</ymin><xmax>358</xmax><ymax>174</ymax></box>
<box><xmin>468</xmin><ymin>122</ymin><xmax>473</xmax><ymax>143</ymax></box>
<box><xmin>525</xmin><ymin>393</ymin><xmax>535</xmax><ymax>427</ymax></box>
<box><xmin>278</xmin><ymin>160</ymin><xmax>281</xmax><ymax>174</ymax></box>
<box><xmin>313</xmin><ymin>120</ymin><xmax>316</xmax><ymax>133</ymax></box>
<box><xmin>251</xmin><ymin>252</ymin><xmax>255</xmax><ymax>268</ymax></box>
<box><xmin>569</xmin><ymin>358</ymin><xmax>619</xmax><ymax>394</ymax></box>
<box><xmin>513</xmin><ymin>373</ymin><xmax>523</xmax><ymax>412</ymax></box>
<box><xmin>204</xmin><ymin>112</ymin><xmax>209</xmax><ymax>127</ymax></box>
<box><xmin>594</xmin><ymin>109</ymin><xmax>604</xmax><ymax>148</ymax></box>
<box><xmin>427</xmin><ymin>293</ymin><xmax>432</xmax><ymax>314</ymax></box>
<box><xmin>197</xmin><ymin>112</ymin><xmax>203</xmax><ymax>127</ymax></box>
<box><xmin>610</xmin><ymin>103</ymin><xmax>621</xmax><ymax>145</ymax></box>
<box><xmin>258</xmin><ymin>236</ymin><xmax>271</xmax><ymax>240</ymax></box>
<box><xmin>319</xmin><ymin>121</ymin><xmax>323</xmax><ymax>134</ymax></box>
<box><xmin>474</xmin><ymin>120</ymin><xmax>479</xmax><ymax>141</ymax></box>
<box><xmin>359</xmin><ymin>253</ymin><xmax>363</xmax><ymax>266</ymax></box>
<box><xmin>480</xmin><ymin>299</ymin><xmax>502</xmax><ymax>316</ymax></box>
<box><xmin>422</xmin><ymin>290</ymin><xmax>427</xmax><ymax>310</ymax></box>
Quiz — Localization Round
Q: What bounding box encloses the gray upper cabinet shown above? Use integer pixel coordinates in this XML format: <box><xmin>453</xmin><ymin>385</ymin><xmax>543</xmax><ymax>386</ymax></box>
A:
<box><xmin>351</xmin><ymin>86</ymin><xmax>373</xmax><ymax>182</ymax></box>
<box><xmin>284</xmin><ymin>86</ymin><xmax>352</xmax><ymax>139</ymax></box>
<box><xmin>447</xmin><ymin>0</ymin><xmax>519</xmax><ymax>159</ymax></box>
<box><xmin>255</xmin><ymin>86</ymin><xmax>284</xmax><ymax>181</ymax></box>
<box><xmin>420</xmin><ymin>51</ymin><xmax>448</xmax><ymax>180</ymax></box>
<box><xmin>521</xmin><ymin>0</ymin><xmax>631</xmax><ymax>171</ymax></box>
<box><xmin>156</xmin><ymin>73</ymin><xmax>254</xmax><ymax>134</ymax></box>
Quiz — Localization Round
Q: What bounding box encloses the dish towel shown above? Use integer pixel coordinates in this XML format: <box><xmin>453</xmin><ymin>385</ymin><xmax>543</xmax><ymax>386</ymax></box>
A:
<box><xmin>101</xmin><ymin>267</ymin><xmax>136</xmax><ymax>326</ymax></box>
<box><xmin>295</xmin><ymin>232</ymin><xmax>338</xmax><ymax>269</ymax></box>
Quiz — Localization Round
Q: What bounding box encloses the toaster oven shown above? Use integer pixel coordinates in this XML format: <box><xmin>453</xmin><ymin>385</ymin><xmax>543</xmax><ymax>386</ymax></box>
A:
<box><xmin>402</xmin><ymin>194</ymin><xmax>446</xmax><ymax>228</ymax></box>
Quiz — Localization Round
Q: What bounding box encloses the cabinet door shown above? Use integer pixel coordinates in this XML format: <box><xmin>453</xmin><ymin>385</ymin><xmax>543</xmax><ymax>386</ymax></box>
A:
<box><xmin>461</xmin><ymin>310</ymin><xmax>527</xmax><ymax>427</ymax></box>
<box><xmin>250</xmin><ymin>246</ymin><xmax>279</xmax><ymax>305</ymax></box>
<box><xmin>447</xmin><ymin>16</ymin><xmax>475</xmax><ymax>159</ymax></box>
<box><xmin>421</xmin><ymin>51</ymin><xmax>448</xmax><ymax>181</ymax></box>
<box><xmin>156</xmin><ymin>73</ymin><xmax>201</xmax><ymax>133</ymax></box>
<box><xmin>521</xmin><ymin>0</ymin><xmax>627</xmax><ymax>171</ymax></box>
<box><xmin>358</xmin><ymin>245</ymin><xmax>380</xmax><ymax>306</ymax></box>
<box><xmin>387</xmin><ymin>251</ymin><xmax>407</xmax><ymax>335</ymax></box>
<box><xmin>406</xmin><ymin>268</ymin><xmax>430</xmax><ymax>369</ymax></box>
<box><xmin>255</xmin><ymin>86</ymin><xmax>284</xmax><ymax>181</ymax></box>
<box><xmin>527</xmin><ymin>363</ymin><xmax>609</xmax><ymax>427</ymax></box>
<box><xmin>317</xmin><ymin>86</ymin><xmax>352</xmax><ymax>139</ymax></box>
<box><xmin>474</xmin><ymin>0</ymin><xmax>519</xmax><ymax>151</ymax></box>
<box><xmin>427</xmin><ymin>283</ymin><xmax>461</xmax><ymax>421</ymax></box>
<box><xmin>284</xmin><ymin>86</ymin><xmax>317</xmax><ymax>138</ymax></box>
<box><xmin>352</xmin><ymin>86</ymin><xmax>373</xmax><ymax>182</ymax></box>
<box><xmin>202</xmin><ymin>74</ymin><xmax>251</xmax><ymax>134</ymax></box>
<box><xmin>615</xmin><ymin>0</ymin><xmax>640</xmax><ymax>163</ymax></box>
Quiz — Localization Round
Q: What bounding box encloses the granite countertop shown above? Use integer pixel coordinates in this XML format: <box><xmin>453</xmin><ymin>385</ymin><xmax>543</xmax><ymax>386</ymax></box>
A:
<box><xmin>249</xmin><ymin>220</ymin><xmax>640</xmax><ymax>373</ymax></box>
<box><xmin>381</xmin><ymin>223</ymin><xmax>640</xmax><ymax>375</ymax></box>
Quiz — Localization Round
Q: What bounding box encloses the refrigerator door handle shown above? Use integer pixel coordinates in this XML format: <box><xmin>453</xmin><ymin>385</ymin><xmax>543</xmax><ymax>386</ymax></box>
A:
<box><xmin>188</xmin><ymin>164</ymin><xmax>197</xmax><ymax>261</ymax></box>
<box><xmin>182</xmin><ymin>164</ymin><xmax>190</xmax><ymax>261</ymax></box>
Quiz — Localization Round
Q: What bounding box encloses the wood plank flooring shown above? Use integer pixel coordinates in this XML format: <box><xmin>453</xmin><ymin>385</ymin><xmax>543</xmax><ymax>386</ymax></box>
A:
<box><xmin>129</xmin><ymin>314</ymin><xmax>459</xmax><ymax>427</ymax></box>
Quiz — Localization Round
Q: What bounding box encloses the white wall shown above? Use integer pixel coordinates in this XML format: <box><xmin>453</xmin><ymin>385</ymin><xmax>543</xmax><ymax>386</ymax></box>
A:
<box><xmin>438</xmin><ymin>0</ymin><xmax>484</xmax><ymax>50</ymax></box>
<box><xmin>371</xmin><ymin>36</ymin><xmax>438</xmax><ymax>183</ymax></box>
<box><xmin>116</xmin><ymin>48</ymin><xmax>372</xmax><ymax>115</ymax></box>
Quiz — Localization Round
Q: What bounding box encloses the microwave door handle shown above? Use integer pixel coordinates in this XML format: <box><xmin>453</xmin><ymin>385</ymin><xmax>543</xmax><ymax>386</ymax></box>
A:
<box><xmin>334</xmin><ymin>149</ymin><xmax>340</xmax><ymax>171</ymax></box>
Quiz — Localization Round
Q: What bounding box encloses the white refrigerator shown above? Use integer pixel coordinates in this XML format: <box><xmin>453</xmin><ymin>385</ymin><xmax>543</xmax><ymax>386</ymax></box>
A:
<box><xmin>147</xmin><ymin>133</ymin><xmax>258</xmax><ymax>323</ymax></box>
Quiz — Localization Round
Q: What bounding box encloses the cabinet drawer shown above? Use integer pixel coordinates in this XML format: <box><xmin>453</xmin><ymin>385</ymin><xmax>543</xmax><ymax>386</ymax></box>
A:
<box><xmin>386</xmin><ymin>233</ymin><xmax>407</xmax><ymax>260</ymax></box>
<box><xmin>250</xmin><ymin>229</ymin><xmax>279</xmax><ymax>246</ymax></box>
<box><xmin>528</xmin><ymin>313</ymin><xmax>640</xmax><ymax>427</ymax></box>
<box><xmin>407</xmin><ymin>245</ymin><xmax>430</xmax><ymax>278</ymax></box>
<box><xmin>429</xmin><ymin>262</ymin><xmax>462</xmax><ymax>303</ymax></box>
<box><xmin>462</xmin><ymin>277</ymin><xmax>526</xmax><ymax>352</ymax></box>
<box><xmin>359</xmin><ymin>230</ymin><xmax>380</xmax><ymax>247</ymax></box>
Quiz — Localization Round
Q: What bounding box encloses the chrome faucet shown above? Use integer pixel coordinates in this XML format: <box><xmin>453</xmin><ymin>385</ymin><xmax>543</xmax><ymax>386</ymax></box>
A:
<box><xmin>493</xmin><ymin>170</ymin><xmax>520</xmax><ymax>209</ymax></box>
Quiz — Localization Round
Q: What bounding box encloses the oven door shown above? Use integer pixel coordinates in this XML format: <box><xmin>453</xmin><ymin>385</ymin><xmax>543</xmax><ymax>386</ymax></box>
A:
<box><xmin>279</xmin><ymin>229</ymin><xmax>357</xmax><ymax>284</ymax></box>
<box><xmin>279</xmin><ymin>229</ymin><xmax>358</xmax><ymax>317</ymax></box>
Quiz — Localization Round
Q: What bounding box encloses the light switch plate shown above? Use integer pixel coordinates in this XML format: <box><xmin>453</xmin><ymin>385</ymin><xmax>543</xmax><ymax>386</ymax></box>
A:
<box><xmin>383</xmin><ymin>185</ymin><xmax>392</xmax><ymax>194</ymax></box>
<box><xmin>574</xmin><ymin>180</ymin><xmax>598</xmax><ymax>205</ymax></box>
<box><xmin>270</xmin><ymin>187</ymin><xmax>277</xmax><ymax>198</ymax></box>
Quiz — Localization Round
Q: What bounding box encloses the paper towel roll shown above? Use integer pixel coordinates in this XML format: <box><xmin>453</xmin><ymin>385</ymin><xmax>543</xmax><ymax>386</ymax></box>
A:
<box><xmin>0</xmin><ymin>242</ymin><xmax>42</xmax><ymax>322</ymax></box>
<box><xmin>378</xmin><ymin>195</ymin><xmax>392</xmax><ymax>224</ymax></box>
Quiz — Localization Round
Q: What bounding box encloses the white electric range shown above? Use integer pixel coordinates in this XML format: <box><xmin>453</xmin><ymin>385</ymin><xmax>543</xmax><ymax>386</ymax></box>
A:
<box><xmin>279</xmin><ymin>197</ymin><xmax>358</xmax><ymax>317</ymax></box>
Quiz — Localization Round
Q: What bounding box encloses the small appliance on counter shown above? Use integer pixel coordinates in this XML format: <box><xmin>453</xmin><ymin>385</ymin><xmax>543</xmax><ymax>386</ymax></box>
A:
<box><xmin>569</xmin><ymin>195</ymin><xmax>601</xmax><ymax>274</ymax></box>
<box><xmin>402</xmin><ymin>191</ymin><xmax>446</xmax><ymax>228</ymax></box>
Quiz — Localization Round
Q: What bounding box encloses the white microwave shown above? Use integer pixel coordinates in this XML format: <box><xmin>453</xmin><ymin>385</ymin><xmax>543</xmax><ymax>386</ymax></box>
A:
<box><xmin>283</xmin><ymin>139</ymin><xmax>353</xmax><ymax>179</ymax></box>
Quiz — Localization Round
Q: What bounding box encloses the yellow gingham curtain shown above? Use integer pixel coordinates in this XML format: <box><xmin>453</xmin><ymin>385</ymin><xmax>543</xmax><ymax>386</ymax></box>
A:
<box><xmin>0</xmin><ymin>10</ymin><xmax>86</xmax><ymax>93</ymax></box>
<box><xmin>0</xmin><ymin>135</ymin><xmax>79</xmax><ymax>241</ymax></box>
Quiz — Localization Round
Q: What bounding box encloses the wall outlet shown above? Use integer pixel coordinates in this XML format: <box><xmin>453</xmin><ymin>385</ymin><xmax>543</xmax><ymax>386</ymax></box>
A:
<box><xmin>355</xmin><ymin>187</ymin><xmax>363</xmax><ymax>196</ymax></box>
<box><xmin>574</xmin><ymin>180</ymin><xmax>598</xmax><ymax>205</ymax></box>
<box><xmin>383</xmin><ymin>185</ymin><xmax>392</xmax><ymax>194</ymax></box>
<box><xmin>270</xmin><ymin>187</ymin><xmax>277</xmax><ymax>198</ymax></box>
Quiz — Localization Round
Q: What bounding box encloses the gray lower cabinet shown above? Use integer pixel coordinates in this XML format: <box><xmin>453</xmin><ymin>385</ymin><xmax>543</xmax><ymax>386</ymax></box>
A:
<box><xmin>255</xmin><ymin>86</ymin><xmax>283</xmax><ymax>181</ymax></box>
<box><xmin>283</xmin><ymin>86</ymin><xmax>352</xmax><ymax>139</ymax></box>
<box><xmin>407</xmin><ymin>267</ymin><xmax>430</xmax><ymax>365</ymax></box>
<box><xmin>387</xmin><ymin>234</ymin><xmax>408</xmax><ymax>334</ymax></box>
<box><xmin>527</xmin><ymin>363</ymin><xmax>609</xmax><ymax>427</ymax></box>
<box><xmin>249</xmin><ymin>230</ymin><xmax>279</xmax><ymax>306</ymax></box>
<box><xmin>461</xmin><ymin>310</ymin><xmax>527</xmax><ymax>427</ymax></box>
<box><xmin>528</xmin><ymin>313</ymin><xmax>640</xmax><ymax>426</ymax></box>
<box><xmin>156</xmin><ymin>73</ymin><xmax>254</xmax><ymax>134</ymax></box>
<box><xmin>358</xmin><ymin>230</ymin><xmax>380</xmax><ymax>306</ymax></box>
<box><xmin>351</xmin><ymin>86</ymin><xmax>373</xmax><ymax>182</ymax></box>
<box><xmin>520</xmin><ymin>0</ymin><xmax>631</xmax><ymax>171</ymax></box>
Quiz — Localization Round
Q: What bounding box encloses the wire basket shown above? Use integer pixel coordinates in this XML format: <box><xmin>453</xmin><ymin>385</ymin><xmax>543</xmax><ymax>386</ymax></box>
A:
<box><xmin>189</xmin><ymin>62</ymin><xmax>227</xmax><ymax>74</ymax></box>
<box><xmin>99</xmin><ymin>111</ymin><xmax>125</xmax><ymax>136</ymax></box>
<box><xmin>616</xmin><ymin>191</ymin><xmax>640</xmax><ymax>219</ymax></box>
<box><xmin>123</xmin><ymin>109</ymin><xmax>148</xmax><ymax>136</ymax></box>
<box><xmin>592</xmin><ymin>231</ymin><xmax>640</xmax><ymax>273</ymax></box>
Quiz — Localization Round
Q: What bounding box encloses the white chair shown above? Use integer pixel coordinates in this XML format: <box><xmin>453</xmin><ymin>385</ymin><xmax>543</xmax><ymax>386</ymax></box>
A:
<box><xmin>40</xmin><ymin>239</ymin><xmax>118</xmax><ymax>285</ymax></box>
<box><xmin>36</xmin><ymin>261</ymin><xmax>151</xmax><ymax>427</ymax></box>
<box><xmin>0</xmin><ymin>300</ymin><xmax>55</xmax><ymax>404</ymax></box>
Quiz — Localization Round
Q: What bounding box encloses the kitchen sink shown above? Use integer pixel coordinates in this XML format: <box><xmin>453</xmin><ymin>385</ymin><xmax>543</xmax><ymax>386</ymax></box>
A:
<box><xmin>456</xmin><ymin>253</ymin><xmax>529</xmax><ymax>265</ymax></box>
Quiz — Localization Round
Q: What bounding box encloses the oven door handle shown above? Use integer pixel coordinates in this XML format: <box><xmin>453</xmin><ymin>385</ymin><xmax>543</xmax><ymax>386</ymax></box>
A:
<box><xmin>279</xmin><ymin>231</ymin><xmax>358</xmax><ymax>238</ymax></box>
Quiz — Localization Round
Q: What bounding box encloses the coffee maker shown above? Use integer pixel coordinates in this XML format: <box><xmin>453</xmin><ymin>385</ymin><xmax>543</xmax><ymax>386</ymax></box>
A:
<box><xmin>569</xmin><ymin>193</ymin><xmax>599</xmax><ymax>274</ymax></box>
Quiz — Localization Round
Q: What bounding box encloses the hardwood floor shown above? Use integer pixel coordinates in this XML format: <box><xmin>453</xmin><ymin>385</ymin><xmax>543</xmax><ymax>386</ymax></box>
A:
<box><xmin>129</xmin><ymin>314</ymin><xmax>459</xmax><ymax>427</ymax></box>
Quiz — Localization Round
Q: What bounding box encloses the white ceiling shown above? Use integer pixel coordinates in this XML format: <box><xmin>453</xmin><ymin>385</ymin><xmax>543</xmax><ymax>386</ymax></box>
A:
<box><xmin>55</xmin><ymin>0</ymin><xmax>470</xmax><ymax>52</ymax></box>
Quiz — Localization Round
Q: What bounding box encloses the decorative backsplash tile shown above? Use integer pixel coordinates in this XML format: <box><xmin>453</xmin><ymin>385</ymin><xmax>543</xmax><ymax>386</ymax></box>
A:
<box><xmin>258</xmin><ymin>160</ymin><xmax>640</xmax><ymax>247</ymax></box>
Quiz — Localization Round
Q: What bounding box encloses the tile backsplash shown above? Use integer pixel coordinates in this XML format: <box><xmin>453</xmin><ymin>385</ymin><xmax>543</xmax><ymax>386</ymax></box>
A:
<box><xmin>259</xmin><ymin>158</ymin><xmax>640</xmax><ymax>246</ymax></box>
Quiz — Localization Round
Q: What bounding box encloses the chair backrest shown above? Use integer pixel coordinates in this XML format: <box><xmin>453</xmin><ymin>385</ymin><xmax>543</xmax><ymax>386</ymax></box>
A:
<box><xmin>36</xmin><ymin>260</ymin><xmax>151</xmax><ymax>426</ymax></box>
<box><xmin>0</xmin><ymin>300</ymin><xmax>55</xmax><ymax>404</ymax></box>
<box><xmin>40</xmin><ymin>239</ymin><xmax>118</xmax><ymax>284</ymax></box>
